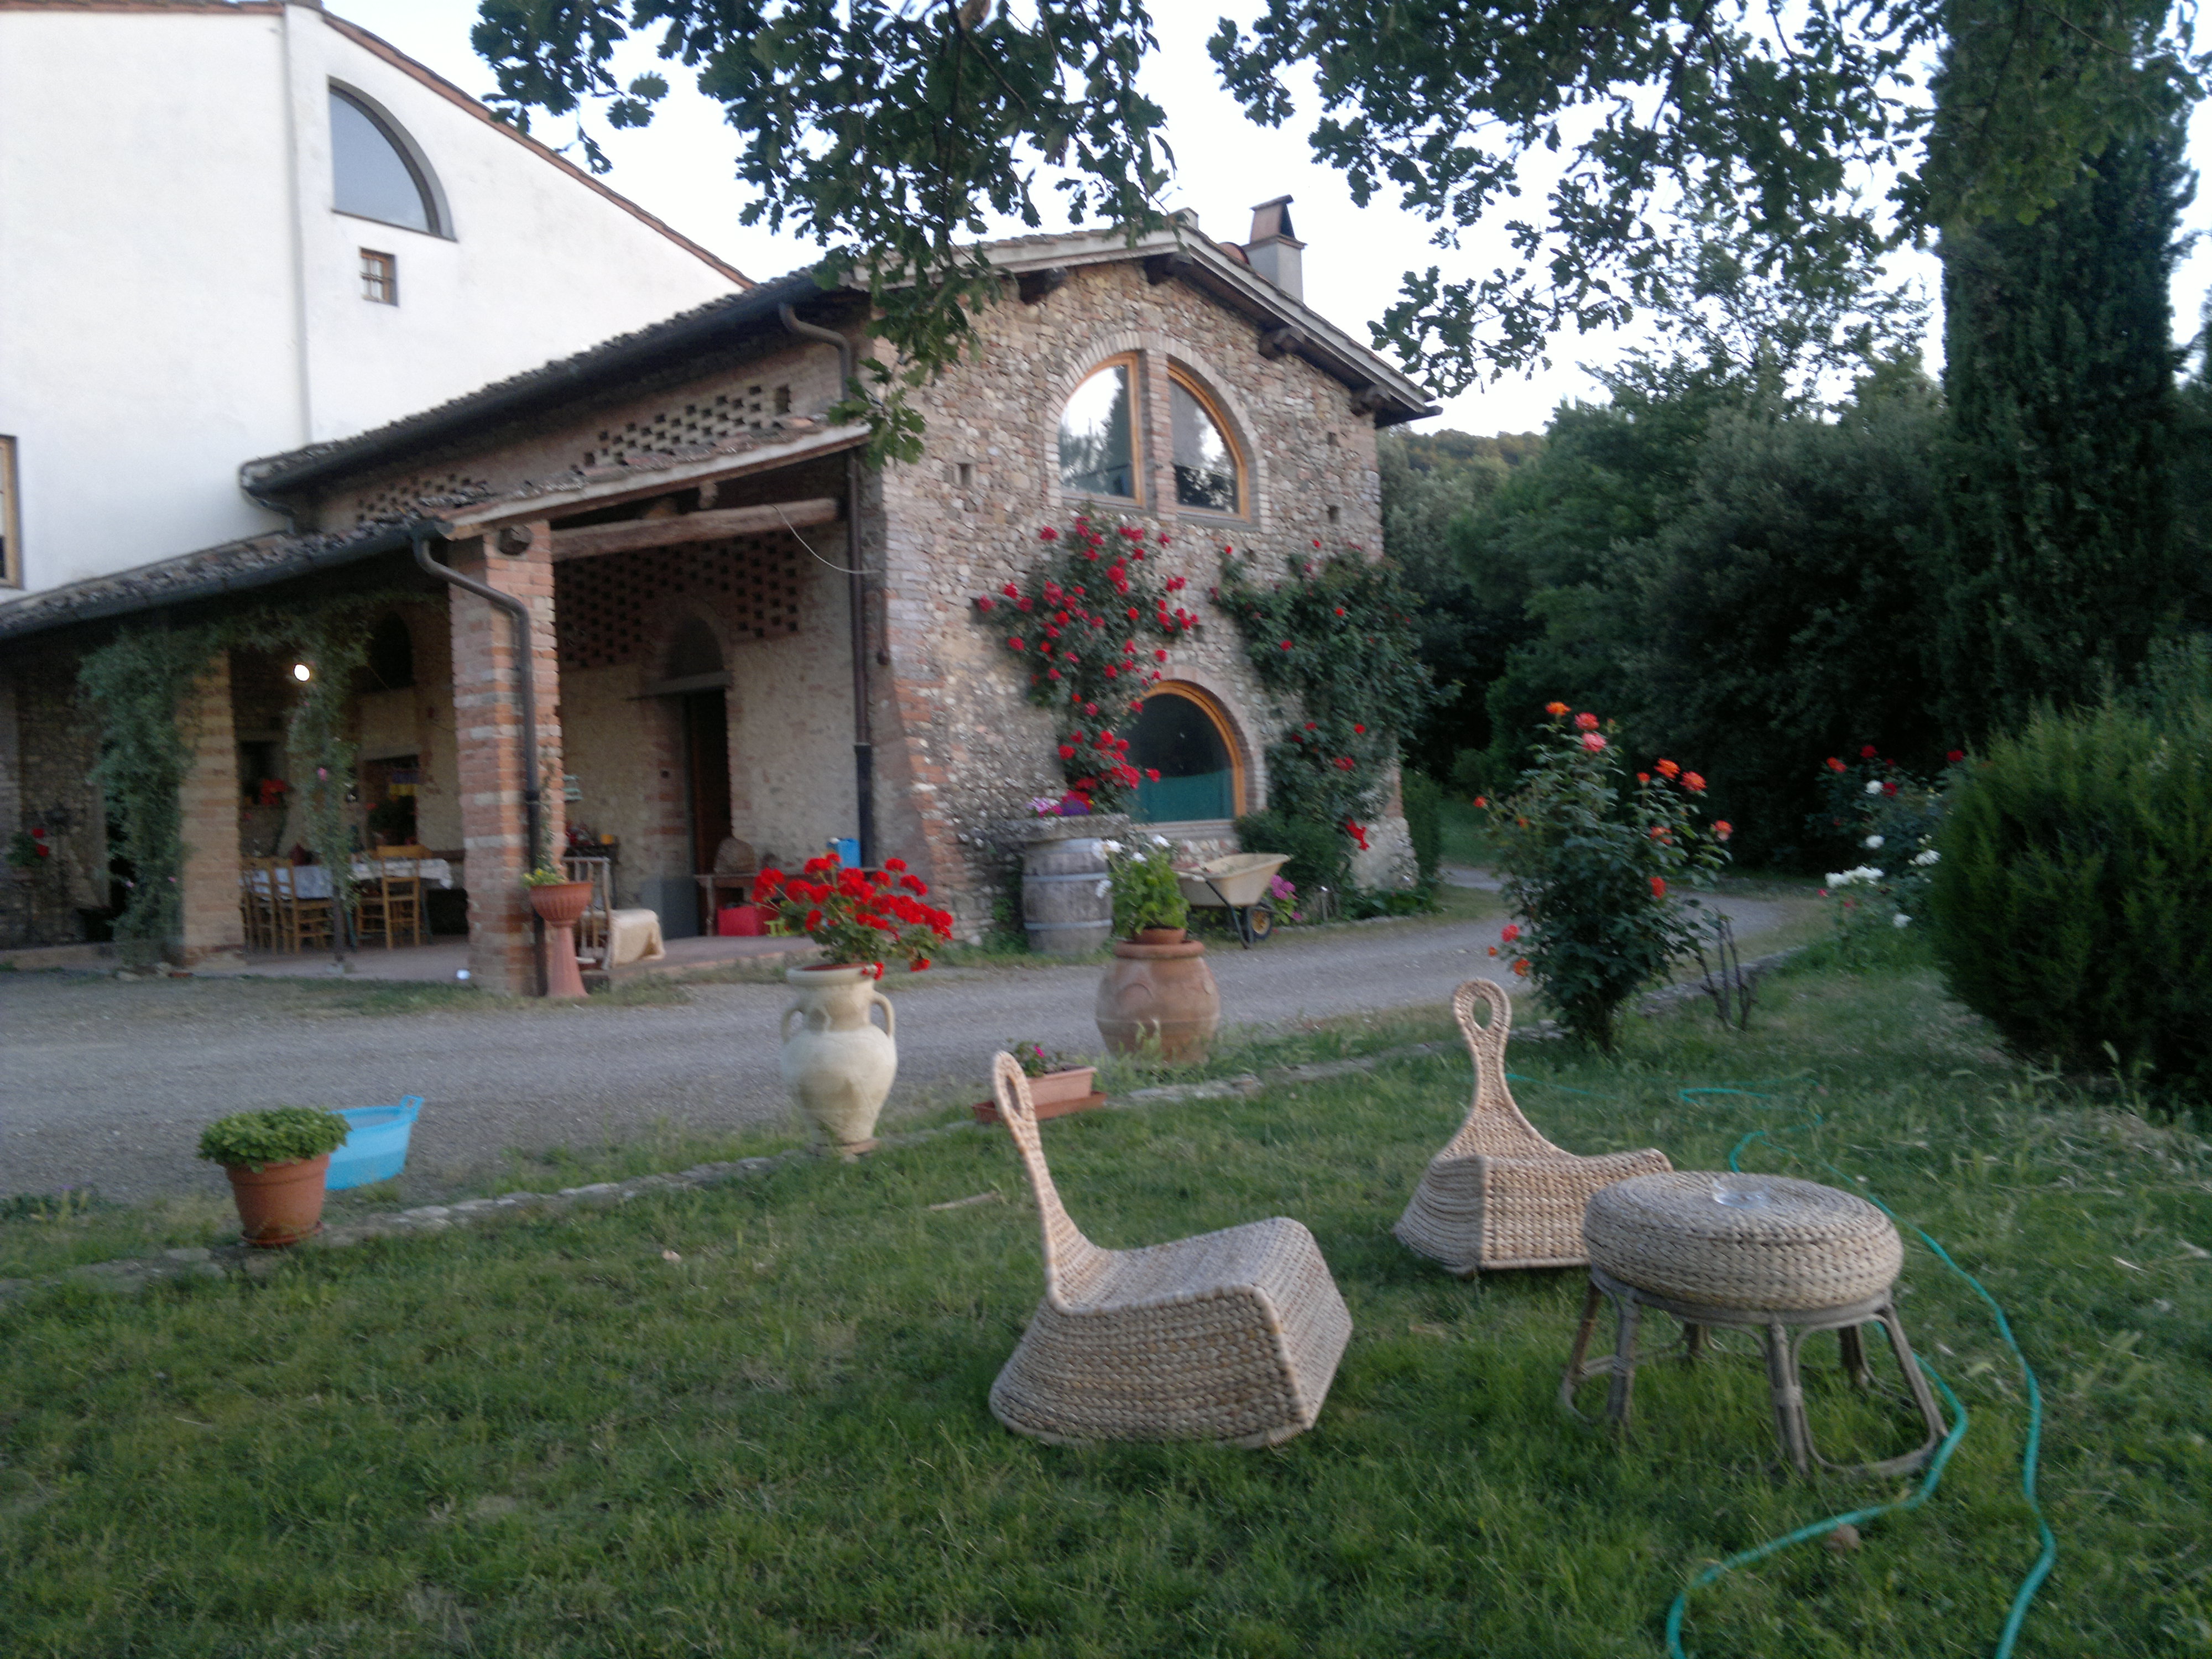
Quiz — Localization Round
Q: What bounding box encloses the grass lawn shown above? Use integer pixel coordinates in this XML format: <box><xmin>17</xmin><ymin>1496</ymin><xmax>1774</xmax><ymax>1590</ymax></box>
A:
<box><xmin>4</xmin><ymin>951</ymin><xmax>2208</xmax><ymax>1657</ymax></box>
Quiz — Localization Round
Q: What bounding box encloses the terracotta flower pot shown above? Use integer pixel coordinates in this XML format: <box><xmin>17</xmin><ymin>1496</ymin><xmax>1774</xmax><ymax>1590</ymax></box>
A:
<box><xmin>528</xmin><ymin>881</ymin><xmax>594</xmax><ymax>999</ymax></box>
<box><xmin>780</xmin><ymin>964</ymin><xmax>898</xmax><ymax>1152</ymax></box>
<box><xmin>1096</xmin><ymin>935</ymin><xmax>1220</xmax><ymax>1061</ymax></box>
<box><xmin>223</xmin><ymin>1153</ymin><xmax>332</xmax><ymax>1248</ymax></box>
<box><xmin>972</xmin><ymin>1065</ymin><xmax>1101</xmax><ymax>1124</ymax></box>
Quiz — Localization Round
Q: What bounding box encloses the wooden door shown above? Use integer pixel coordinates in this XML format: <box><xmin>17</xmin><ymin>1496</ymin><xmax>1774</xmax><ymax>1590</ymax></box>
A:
<box><xmin>681</xmin><ymin>690</ymin><xmax>732</xmax><ymax>894</ymax></box>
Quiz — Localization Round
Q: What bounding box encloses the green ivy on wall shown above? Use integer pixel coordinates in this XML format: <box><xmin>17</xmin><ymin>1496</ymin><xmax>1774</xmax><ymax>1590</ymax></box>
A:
<box><xmin>76</xmin><ymin>594</ymin><xmax>422</xmax><ymax>959</ymax></box>
<box><xmin>1214</xmin><ymin>546</ymin><xmax>1436</xmax><ymax>855</ymax></box>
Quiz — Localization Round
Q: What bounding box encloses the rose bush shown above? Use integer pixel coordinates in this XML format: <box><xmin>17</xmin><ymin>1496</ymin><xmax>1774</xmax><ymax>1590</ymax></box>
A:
<box><xmin>1482</xmin><ymin>705</ymin><xmax>1730</xmax><ymax>1049</ymax></box>
<box><xmin>752</xmin><ymin>855</ymin><xmax>953</xmax><ymax>971</ymax></box>
<box><xmin>969</xmin><ymin>517</ymin><xmax>1197</xmax><ymax>813</ymax></box>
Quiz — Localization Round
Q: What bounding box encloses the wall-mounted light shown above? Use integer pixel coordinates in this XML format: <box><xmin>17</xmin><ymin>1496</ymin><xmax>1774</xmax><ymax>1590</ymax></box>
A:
<box><xmin>290</xmin><ymin>662</ymin><xmax>313</xmax><ymax>682</ymax></box>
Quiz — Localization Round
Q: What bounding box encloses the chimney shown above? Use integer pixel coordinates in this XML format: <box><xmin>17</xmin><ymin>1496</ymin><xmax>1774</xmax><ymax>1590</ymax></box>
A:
<box><xmin>1243</xmin><ymin>196</ymin><xmax>1305</xmax><ymax>302</ymax></box>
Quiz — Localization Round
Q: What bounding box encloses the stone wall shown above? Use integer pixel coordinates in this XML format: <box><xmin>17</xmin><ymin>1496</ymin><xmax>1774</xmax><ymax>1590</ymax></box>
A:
<box><xmin>869</xmin><ymin>259</ymin><xmax>1407</xmax><ymax>936</ymax></box>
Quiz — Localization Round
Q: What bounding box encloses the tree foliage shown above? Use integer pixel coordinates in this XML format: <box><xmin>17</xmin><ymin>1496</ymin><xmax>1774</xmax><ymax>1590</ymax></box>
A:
<box><xmin>1936</xmin><ymin>113</ymin><xmax>2194</xmax><ymax>733</ymax></box>
<box><xmin>468</xmin><ymin>0</ymin><xmax>2201</xmax><ymax>411</ymax></box>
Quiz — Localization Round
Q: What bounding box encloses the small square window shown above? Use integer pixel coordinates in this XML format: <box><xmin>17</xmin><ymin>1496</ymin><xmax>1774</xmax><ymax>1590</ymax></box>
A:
<box><xmin>360</xmin><ymin>249</ymin><xmax>397</xmax><ymax>304</ymax></box>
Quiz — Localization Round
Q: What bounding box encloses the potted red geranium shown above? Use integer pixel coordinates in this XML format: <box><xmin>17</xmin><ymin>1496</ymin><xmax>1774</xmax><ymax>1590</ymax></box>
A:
<box><xmin>753</xmin><ymin>857</ymin><xmax>955</xmax><ymax>1154</ymax></box>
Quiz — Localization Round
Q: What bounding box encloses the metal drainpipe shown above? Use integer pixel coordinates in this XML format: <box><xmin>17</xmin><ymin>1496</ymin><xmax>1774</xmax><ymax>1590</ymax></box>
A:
<box><xmin>411</xmin><ymin>530</ymin><xmax>547</xmax><ymax>995</ymax></box>
<box><xmin>779</xmin><ymin>304</ymin><xmax>876</xmax><ymax>867</ymax></box>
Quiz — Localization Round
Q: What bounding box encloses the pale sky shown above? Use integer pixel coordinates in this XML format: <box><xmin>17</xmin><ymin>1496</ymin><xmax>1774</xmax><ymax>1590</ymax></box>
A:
<box><xmin>345</xmin><ymin>0</ymin><xmax>2211</xmax><ymax>436</ymax></box>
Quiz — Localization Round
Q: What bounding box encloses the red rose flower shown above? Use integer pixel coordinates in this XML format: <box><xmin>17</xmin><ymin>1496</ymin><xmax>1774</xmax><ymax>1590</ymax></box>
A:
<box><xmin>1574</xmin><ymin>712</ymin><xmax>1599</xmax><ymax>731</ymax></box>
<box><xmin>1039</xmin><ymin>527</ymin><xmax>1058</xmax><ymax>541</ymax></box>
<box><xmin>1501</xmin><ymin>924</ymin><xmax>1521</xmax><ymax>944</ymax></box>
<box><xmin>1826</xmin><ymin>757</ymin><xmax>1846</xmax><ymax>772</ymax></box>
<box><xmin>1683</xmin><ymin>772</ymin><xmax>1705</xmax><ymax>792</ymax></box>
<box><xmin>1545</xmin><ymin>701</ymin><xmax>1570</xmax><ymax>717</ymax></box>
<box><xmin>1145</xmin><ymin>768</ymin><xmax>1161</xmax><ymax>781</ymax></box>
<box><xmin>1650</xmin><ymin>877</ymin><xmax>1667</xmax><ymax>899</ymax></box>
<box><xmin>1580</xmin><ymin>732</ymin><xmax>1606</xmax><ymax>752</ymax></box>
<box><xmin>1860</xmin><ymin>744</ymin><xmax>1878</xmax><ymax>759</ymax></box>
<box><xmin>1656</xmin><ymin>759</ymin><xmax>1679</xmax><ymax>779</ymax></box>
<box><xmin>1946</xmin><ymin>749</ymin><xmax>1965</xmax><ymax>764</ymax></box>
<box><xmin>1714</xmin><ymin>821</ymin><xmax>1734</xmax><ymax>841</ymax></box>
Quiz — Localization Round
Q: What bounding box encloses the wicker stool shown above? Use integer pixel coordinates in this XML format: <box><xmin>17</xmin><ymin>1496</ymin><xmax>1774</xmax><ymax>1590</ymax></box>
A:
<box><xmin>1559</xmin><ymin>1171</ymin><xmax>1947</xmax><ymax>1477</ymax></box>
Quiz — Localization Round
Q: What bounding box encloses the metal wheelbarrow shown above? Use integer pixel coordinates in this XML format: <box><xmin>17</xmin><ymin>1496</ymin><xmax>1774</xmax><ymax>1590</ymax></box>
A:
<box><xmin>1175</xmin><ymin>852</ymin><xmax>1290</xmax><ymax>948</ymax></box>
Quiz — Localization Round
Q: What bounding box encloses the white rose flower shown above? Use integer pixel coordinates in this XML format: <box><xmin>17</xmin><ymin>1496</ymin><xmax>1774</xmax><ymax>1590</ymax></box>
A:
<box><xmin>1151</xmin><ymin>835</ymin><xmax>1171</xmax><ymax>847</ymax></box>
<box><xmin>1912</xmin><ymin>849</ymin><xmax>1940</xmax><ymax>867</ymax></box>
<box><xmin>1892</xmin><ymin>912</ymin><xmax>1912</xmax><ymax>927</ymax></box>
<box><xmin>1864</xmin><ymin>779</ymin><xmax>1883</xmax><ymax>795</ymax></box>
<box><xmin>1864</xmin><ymin>834</ymin><xmax>1884</xmax><ymax>849</ymax></box>
<box><xmin>1102</xmin><ymin>839</ymin><xmax>1124</xmax><ymax>853</ymax></box>
<box><xmin>1827</xmin><ymin>865</ymin><xmax>1886</xmax><ymax>889</ymax></box>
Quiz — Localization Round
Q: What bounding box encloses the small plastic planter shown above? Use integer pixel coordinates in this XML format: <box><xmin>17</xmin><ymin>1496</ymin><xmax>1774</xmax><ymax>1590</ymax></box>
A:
<box><xmin>325</xmin><ymin>1097</ymin><xmax>424</xmax><ymax>1191</ymax></box>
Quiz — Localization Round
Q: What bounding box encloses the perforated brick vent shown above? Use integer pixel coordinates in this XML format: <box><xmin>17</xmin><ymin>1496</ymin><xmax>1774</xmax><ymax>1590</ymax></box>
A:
<box><xmin>583</xmin><ymin>385</ymin><xmax>792</xmax><ymax>468</ymax></box>
<box><xmin>352</xmin><ymin>471</ymin><xmax>492</xmax><ymax>525</ymax></box>
<box><xmin>555</xmin><ymin>535</ymin><xmax>805</xmax><ymax>672</ymax></box>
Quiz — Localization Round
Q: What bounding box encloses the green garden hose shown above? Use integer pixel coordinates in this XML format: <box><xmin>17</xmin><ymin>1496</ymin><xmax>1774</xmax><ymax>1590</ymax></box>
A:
<box><xmin>1507</xmin><ymin>1074</ymin><xmax>2057</xmax><ymax>1658</ymax></box>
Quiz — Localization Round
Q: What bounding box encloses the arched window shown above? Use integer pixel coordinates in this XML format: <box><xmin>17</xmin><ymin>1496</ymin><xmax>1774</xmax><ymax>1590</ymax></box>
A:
<box><xmin>1168</xmin><ymin>372</ymin><xmax>1243</xmax><ymax>515</ymax></box>
<box><xmin>1132</xmin><ymin>685</ymin><xmax>1244</xmax><ymax>822</ymax></box>
<box><xmin>330</xmin><ymin>86</ymin><xmax>444</xmax><ymax>236</ymax></box>
<box><xmin>1058</xmin><ymin>358</ymin><xmax>1137</xmax><ymax>500</ymax></box>
<box><xmin>665</xmin><ymin>616</ymin><xmax>724</xmax><ymax>680</ymax></box>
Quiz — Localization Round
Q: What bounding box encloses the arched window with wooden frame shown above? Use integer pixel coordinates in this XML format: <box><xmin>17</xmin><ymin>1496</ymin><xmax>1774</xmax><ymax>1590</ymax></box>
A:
<box><xmin>1166</xmin><ymin>368</ymin><xmax>1245</xmax><ymax>517</ymax></box>
<box><xmin>1057</xmin><ymin>354</ymin><xmax>1141</xmax><ymax>502</ymax></box>
<box><xmin>1132</xmin><ymin>682</ymin><xmax>1246</xmax><ymax>823</ymax></box>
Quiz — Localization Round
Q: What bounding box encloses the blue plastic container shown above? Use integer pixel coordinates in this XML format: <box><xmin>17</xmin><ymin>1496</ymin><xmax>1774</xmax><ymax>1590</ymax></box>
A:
<box><xmin>325</xmin><ymin>1097</ymin><xmax>423</xmax><ymax>1191</ymax></box>
<box><xmin>828</xmin><ymin>837</ymin><xmax>862</xmax><ymax>869</ymax></box>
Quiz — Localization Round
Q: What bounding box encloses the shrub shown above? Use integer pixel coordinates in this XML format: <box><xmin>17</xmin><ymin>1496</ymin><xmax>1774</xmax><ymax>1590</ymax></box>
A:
<box><xmin>1484</xmin><ymin>705</ymin><xmax>1730</xmax><ymax>1050</ymax></box>
<box><xmin>195</xmin><ymin>1108</ymin><xmax>352</xmax><ymax>1172</ymax></box>
<box><xmin>1234</xmin><ymin>810</ymin><xmax>1349</xmax><ymax>896</ymax></box>
<box><xmin>1402</xmin><ymin>770</ymin><xmax>1443</xmax><ymax>887</ymax></box>
<box><xmin>1929</xmin><ymin>696</ymin><xmax>2212</xmax><ymax>1094</ymax></box>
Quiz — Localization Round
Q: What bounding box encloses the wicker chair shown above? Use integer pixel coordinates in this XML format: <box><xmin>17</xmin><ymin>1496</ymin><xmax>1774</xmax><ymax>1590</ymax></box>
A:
<box><xmin>1394</xmin><ymin>980</ymin><xmax>1672</xmax><ymax>1274</ymax></box>
<box><xmin>987</xmin><ymin>1052</ymin><xmax>1353</xmax><ymax>1447</ymax></box>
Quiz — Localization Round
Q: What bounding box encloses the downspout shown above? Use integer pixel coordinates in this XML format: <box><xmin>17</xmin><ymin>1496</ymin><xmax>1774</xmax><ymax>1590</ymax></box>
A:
<box><xmin>411</xmin><ymin>529</ymin><xmax>547</xmax><ymax>995</ymax></box>
<box><xmin>779</xmin><ymin>304</ymin><xmax>876</xmax><ymax>867</ymax></box>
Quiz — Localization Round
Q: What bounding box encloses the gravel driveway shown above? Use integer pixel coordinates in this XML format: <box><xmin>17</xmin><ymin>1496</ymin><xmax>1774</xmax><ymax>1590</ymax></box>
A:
<box><xmin>1</xmin><ymin>892</ymin><xmax>1805</xmax><ymax>1203</ymax></box>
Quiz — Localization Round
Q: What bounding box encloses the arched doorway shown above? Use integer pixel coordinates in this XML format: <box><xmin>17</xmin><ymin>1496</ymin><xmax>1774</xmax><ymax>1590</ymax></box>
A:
<box><xmin>1131</xmin><ymin>684</ymin><xmax>1244</xmax><ymax>822</ymax></box>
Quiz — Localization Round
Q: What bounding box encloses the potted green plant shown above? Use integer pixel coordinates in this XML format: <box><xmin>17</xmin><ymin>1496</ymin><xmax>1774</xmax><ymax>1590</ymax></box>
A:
<box><xmin>196</xmin><ymin>1107</ymin><xmax>352</xmax><ymax>1246</ymax></box>
<box><xmin>752</xmin><ymin>856</ymin><xmax>956</xmax><ymax>1152</ymax></box>
<box><xmin>1096</xmin><ymin>837</ymin><xmax>1218</xmax><ymax>1061</ymax></box>
<box><xmin>974</xmin><ymin>1040</ymin><xmax>1101</xmax><ymax>1123</ymax></box>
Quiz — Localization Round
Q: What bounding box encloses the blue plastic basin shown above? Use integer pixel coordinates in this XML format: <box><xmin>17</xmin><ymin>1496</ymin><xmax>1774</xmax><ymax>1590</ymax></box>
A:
<box><xmin>325</xmin><ymin>1097</ymin><xmax>423</xmax><ymax>1191</ymax></box>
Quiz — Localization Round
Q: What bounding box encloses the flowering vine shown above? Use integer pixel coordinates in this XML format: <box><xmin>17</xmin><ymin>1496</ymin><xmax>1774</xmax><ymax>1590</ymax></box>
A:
<box><xmin>969</xmin><ymin>516</ymin><xmax>1199</xmax><ymax>812</ymax></box>
<box><xmin>1214</xmin><ymin>545</ymin><xmax>1433</xmax><ymax>862</ymax></box>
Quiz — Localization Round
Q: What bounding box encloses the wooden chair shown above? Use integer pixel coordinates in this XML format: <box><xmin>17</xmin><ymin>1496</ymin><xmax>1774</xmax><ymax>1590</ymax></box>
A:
<box><xmin>257</xmin><ymin>857</ymin><xmax>333</xmax><ymax>953</ymax></box>
<box><xmin>565</xmin><ymin>855</ymin><xmax>615</xmax><ymax>968</ymax></box>
<box><xmin>1393</xmin><ymin>980</ymin><xmax>1672</xmax><ymax>1275</ymax></box>
<box><xmin>355</xmin><ymin>851</ymin><xmax>425</xmax><ymax>949</ymax></box>
<box><xmin>239</xmin><ymin>865</ymin><xmax>275</xmax><ymax>950</ymax></box>
<box><xmin>987</xmin><ymin>1052</ymin><xmax>1353</xmax><ymax>1447</ymax></box>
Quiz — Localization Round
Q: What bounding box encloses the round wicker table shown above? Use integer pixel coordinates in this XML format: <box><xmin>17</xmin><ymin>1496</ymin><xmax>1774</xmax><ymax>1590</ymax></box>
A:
<box><xmin>1558</xmin><ymin>1171</ymin><xmax>1948</xmax><ymax>1477</ymax></box>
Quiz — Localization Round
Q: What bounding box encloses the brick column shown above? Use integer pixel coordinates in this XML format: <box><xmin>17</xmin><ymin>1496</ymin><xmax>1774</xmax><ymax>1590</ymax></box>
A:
<box><xmin>176</xmin><ymin>652</ymin><xmax>246</xmax><ymax>967</ymax></box>
<box><xmin>448</xmin><ymin>525</ymin><xmax>565</xmax><ymax>994</ymax></box>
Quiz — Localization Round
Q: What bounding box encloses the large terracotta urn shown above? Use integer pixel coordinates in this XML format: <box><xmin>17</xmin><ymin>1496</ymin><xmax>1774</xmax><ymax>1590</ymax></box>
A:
<box><xmin>780</xmin><ymin>964</ymin><xmax>898</xmax><ymax>1152</ymax></box>
<box><xmin>528</xmin><ymin>880</ymin><xmax>593</xmax><ymax>1000</ymax></box>
<box><xmin>1095</xmin><ymin>929</ymin><xmax>1220</xmax><ymax>1061</ymax></box>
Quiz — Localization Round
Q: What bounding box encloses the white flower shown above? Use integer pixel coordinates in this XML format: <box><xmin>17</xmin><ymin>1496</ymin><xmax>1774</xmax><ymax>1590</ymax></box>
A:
<box><xmin>1892</xmin><ymin>912</ymin><xmax>1912</xmax><ymax>928</ymax></box>
<box><xmin>1863</xmin><ymin>834</ymin><xmax>1884</xmax><ymax>849</ymax></box>
<box><xmin>1864</xmin><ymin>779</ymin><xmax>1883</xmax><ymax>796</ymax></box>
<box><xmin>1151</xmin><ymin>835</ymin><xmax>1171</xmax><ymax>847</ymax></box>
<box><xmin>1826</xmin><ymin>865</ymin><xmax>1885</xmax><ymax>889</ymax></box>
<box><xmin>1101</xmin><ymin>840</ymin><xmax>1124</xmax><ymax>853</ymax></box>
<box><xmin>1912</xmin><ymin>849</ymin><xmax>1940</xmax><ymax>867</ymax></box>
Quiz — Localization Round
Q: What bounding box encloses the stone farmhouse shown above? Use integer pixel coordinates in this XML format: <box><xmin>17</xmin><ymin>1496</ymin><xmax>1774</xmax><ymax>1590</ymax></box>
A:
<box><xmin>0</xmin><ymin>200</ymin><xmax>1434</xmax><ymax>990</ymax></box>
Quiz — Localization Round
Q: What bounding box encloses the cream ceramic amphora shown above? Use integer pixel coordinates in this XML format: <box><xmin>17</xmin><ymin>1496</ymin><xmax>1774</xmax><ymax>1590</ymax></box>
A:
<box><xmin>780</xmin><ymin>965</ymin><xmax>898</xmax><ymax>1152</ymax></box>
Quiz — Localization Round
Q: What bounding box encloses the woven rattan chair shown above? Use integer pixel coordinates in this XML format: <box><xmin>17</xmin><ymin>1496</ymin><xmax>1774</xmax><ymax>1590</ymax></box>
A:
<box><xmin>1394</xmin><ymin>979</ymin><xmax>1672</xmax><ymax>1274</ymax></box>
<box><xmin>987</xmin><ymin>1052</ymin><xmax>1353</xmax><ymax>1447</ymax></box>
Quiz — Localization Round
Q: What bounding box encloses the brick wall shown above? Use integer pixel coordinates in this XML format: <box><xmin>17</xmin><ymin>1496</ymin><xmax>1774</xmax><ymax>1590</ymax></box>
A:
<box><xmin>447</xmin><ymin>527</ymin><xmax>565</xmax><ymax>993</ymax></box>
<box><xmin>175</xmin><ymin>653</ymin><xmax>244</xmax><ymax>966</ymax></box>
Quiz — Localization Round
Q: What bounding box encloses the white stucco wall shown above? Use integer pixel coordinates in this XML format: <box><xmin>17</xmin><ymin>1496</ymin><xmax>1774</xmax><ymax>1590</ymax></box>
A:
<box><xmin>0</xmin><ymin>2</ymin><xmax>743</xmax><ymax>597</ymax></box>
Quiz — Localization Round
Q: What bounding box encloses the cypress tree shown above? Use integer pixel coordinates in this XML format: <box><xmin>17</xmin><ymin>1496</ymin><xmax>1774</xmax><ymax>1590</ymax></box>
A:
<box><xmin>1937</xmin><ymin>117</ymin><xmax>2190</xmax><ymax>734</ymax></box>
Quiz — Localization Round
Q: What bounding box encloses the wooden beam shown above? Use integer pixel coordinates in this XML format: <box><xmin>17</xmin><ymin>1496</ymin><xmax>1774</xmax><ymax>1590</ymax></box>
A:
<box><xmin>549</xmin><ymin>498</ymin><xmax>841</xmax><ymax>562</ymax></box>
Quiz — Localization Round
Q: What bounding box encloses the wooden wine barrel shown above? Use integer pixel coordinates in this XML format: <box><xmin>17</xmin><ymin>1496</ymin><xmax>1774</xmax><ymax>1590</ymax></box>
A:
<box><xmin>1022</xmin><ymin>836</ymin><xmax>1113</xmax><ymax>955</ymax></box>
